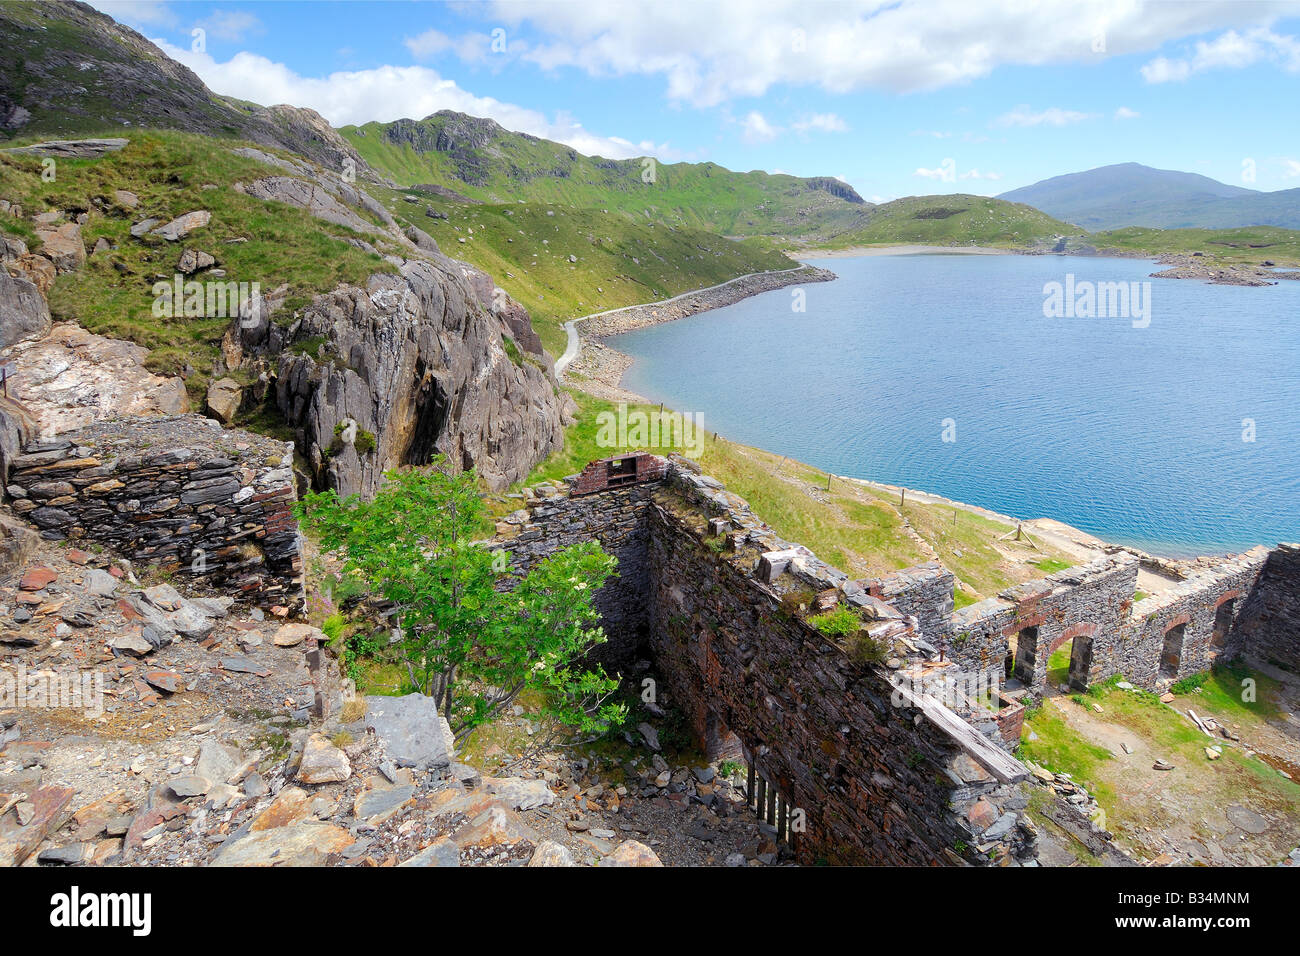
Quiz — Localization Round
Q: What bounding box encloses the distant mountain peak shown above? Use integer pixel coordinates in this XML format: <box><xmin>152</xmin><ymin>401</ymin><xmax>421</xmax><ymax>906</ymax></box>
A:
<box><xmin>996</xmin><ymin>162</ymin><xmax>1300</xmax><ymax>231</ymax></box>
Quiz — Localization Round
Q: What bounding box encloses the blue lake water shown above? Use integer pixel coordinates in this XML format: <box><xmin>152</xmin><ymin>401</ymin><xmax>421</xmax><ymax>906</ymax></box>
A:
<box><xmin>612</xmin><ymin>253</ymin><xmax>1300</xmax><ymax>557</ymax></box>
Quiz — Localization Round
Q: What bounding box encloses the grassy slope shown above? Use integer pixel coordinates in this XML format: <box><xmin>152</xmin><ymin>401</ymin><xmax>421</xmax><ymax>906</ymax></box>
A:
<box><xmin>344</xmin><ymin>116</ymin><xmax>869</xmax><ymax>241</ymax></box>
<box><xmin>812</xmin><ymin>194</ymin><xmax>1078</xmax><ymax>249</ymax></box>
<box><xmin>1020</xmin><ymin>676</ymin><xmax>1300</xmax><ymax>859</ymax></box>
<box><xmin>505</xmin><ymin>391</ymin><xmax>1076</xmax><ymax>593</ymax></box>
<box><xmin>1092</xmin><ymin>224</ymin><xmax>1300</xmax><ymax>266</ymax></box>
<box><xmin>0</xmin><ymin>129</ymin><xmax>394</xmax><ymax>401</ymax></box>
<box><xmin>378</xmin><ymin>188</ymin><xmax>795</xmax><ymax>354</ymax></box>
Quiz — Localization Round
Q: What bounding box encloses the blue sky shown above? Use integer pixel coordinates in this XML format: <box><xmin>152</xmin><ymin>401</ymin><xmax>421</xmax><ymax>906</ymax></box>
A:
<box><xmin>93</xmin><ymin>0</ymin><xmax>1300</xmax><ymax>201</ymax></box>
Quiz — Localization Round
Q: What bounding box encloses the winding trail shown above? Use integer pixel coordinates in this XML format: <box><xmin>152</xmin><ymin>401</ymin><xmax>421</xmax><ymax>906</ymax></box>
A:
<box><xmin>554</xmin><ymin>267</ymin><xmax>807</xmax><ymax>380</ymax></box>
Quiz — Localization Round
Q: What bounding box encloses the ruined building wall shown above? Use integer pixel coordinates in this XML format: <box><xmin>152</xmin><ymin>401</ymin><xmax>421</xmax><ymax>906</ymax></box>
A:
<box><xmin>494</xmin><ymin>458</ymin><xmax>1036</xmax><ymax>866</ymax></box>
<box><xmin>864</xmin><ymin>562</ymin><xmax>955</xmax><ymax>650</ymax></box>
<box><xmin>1121</xmin><ymin>549</ymin><xmax>1269</xmax><ymax>686</ymax></box>
<box><xmin>5</xmin><ymin>414</ymin><xmax>303</xmax><ymax>607</ymax></box>
<box><xmin>642</xmin><ymin>480</ymin><xmax>1032</xmax><ymax>866</ymax></box>
<box><xmin>492</xmin><ymin>480</ymin><xmax>659</xmax><ymax>667</ymax></box>
<box><xmin>1230</xmin><ymin>543</ymin><xmax>1300</xmax><ymax>668</ymax></box>
<box><xmin>918</xmin><ymin>548</ymin><xmax>1272</xmax><ymax>694</ymax></box>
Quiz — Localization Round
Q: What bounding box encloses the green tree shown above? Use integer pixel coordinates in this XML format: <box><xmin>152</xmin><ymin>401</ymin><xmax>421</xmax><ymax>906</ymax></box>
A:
<box><xmin>297</xmin><ymin>461</ymin><xmax>625</xmax><ymax>745</ymax></box>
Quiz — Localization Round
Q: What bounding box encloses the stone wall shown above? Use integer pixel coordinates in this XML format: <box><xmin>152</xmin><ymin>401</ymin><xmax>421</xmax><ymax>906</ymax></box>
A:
<box><xmin>4</xmin><ymin>414</ymin><xmax>303</xmax><ymax>607</ymax></box>
<box><xmin>865</xmin><ymin>562</ymin><xmax>955</xmax><ymax>651</ymax></box>
<box><xmin>493</xmin><ymin>456</ymin><xmax>1037</xmax><ymax>866</ymax></box>
<box><xmin>491</xmin><ymin>478</ymin><xmax>659</xmax><ymax>667</ymax></box>
<box><xmin>937</xmin><ymin>549</ymin><xmax>1271</xmax><ymax>694</ymax></box>
<box><xmin>642</xmin><ymin>480</ymin><xmax>1033</xmax><ymax>866</ymax></box>
<box><xmin>1121</xmin><ymin>549</ymin><xmax>1269</xmax><ymax>686</ymax></box>
<box><xmin>1233</xmin><ymin>544</ymin><xmax>1300</xmax><ymax>668</ymax></box>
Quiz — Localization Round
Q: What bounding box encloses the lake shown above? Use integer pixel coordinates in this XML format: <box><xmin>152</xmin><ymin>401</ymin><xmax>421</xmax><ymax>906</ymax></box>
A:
<box><xmin>611</xmin><ymin>253</ymin><xmax>1300</xmax><ymax>557</ymax></box>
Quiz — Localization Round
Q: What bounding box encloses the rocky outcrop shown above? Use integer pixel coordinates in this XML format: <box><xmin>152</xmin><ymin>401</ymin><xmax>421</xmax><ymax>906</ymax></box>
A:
<box><xmin>0</xmin><ymin>323</ymin><xmax>188</xmax><ymax>438</ymax></box>
<box><xmin>233</xmin><ymin>177</ymin><xmax>386</xmax><ymax>236</ymax></box>
<box><xmin>0</xmin><ymin>2</ymin><xmax>369</xmax><ymax>177</ymax></box>
<box><xmin>2</xmin><ymin>138</ymin><xmax>128</xmax><ymax>159</ymax></box>
<box><xmin>0</xmin><ymin>266</ymin><xmax>51</xmax><ymax>349</ymax></box>
<box><xmin>274</xmin><ymin>255</ymin><xmax>563</xmax><ymax>496</ymax></box>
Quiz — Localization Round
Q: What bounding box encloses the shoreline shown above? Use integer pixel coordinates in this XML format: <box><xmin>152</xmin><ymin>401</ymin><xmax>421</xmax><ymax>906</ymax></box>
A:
<box><xmin>557</xmin><ymin>264</ymin><xmax>832</xmax><ymax>402</ymax></box>
<box><xmin>796</xmin><ymin>241</ymin><xmax>1300</xmax><ymax>286</ymax></box>
<box><xmin>794</xmin><ymin>243</ymin><xmax>1016</xmax><ymax>259</ymax></box>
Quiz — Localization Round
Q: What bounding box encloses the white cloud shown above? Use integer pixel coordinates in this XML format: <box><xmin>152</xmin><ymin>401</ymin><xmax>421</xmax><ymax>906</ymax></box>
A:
<box><xmin>152</xmin><ymin>39</ymin><xmax>674</xmax><ymax>161</ymax></box>
<box><xmin>913</xmin><ymin>159</ymin><xmax>998</xmax><ymax>182</ymax></box>
<box><xmin>914</xmin><ymin>160</ymin><xmax>956</xmax><ymax>182</ymax></box>
<box><xmin>195</xmin><ymin>10</ymin><xmax>262</xmax><ymax>42</ymax></box>
<box><xmin>405</xmin><ymin>29</ymin><xmax>498</xmax><ymax>63</ymax></box>
<box><xmin>404</xmin><ymin>28</ymin><xmax>454</xmax><ymax>58</ymax></box>
<box><xmin>1114</xmin><ymin>106</ymin><xmax>1141</xmax><ymax>120</ymax></box>
<box><xmin>740</xmin><ymin>110</ymin><xmax>779</xmax><ymax>144</ymax></box>
<box><xmin>1141</xmin><ymin>26</ymin><xmax>1300</xmax><ymax>83</ymax></box>
<box><xmin>792</xmin><ymin>113</ymin><xmax>848</xmax><ymax>133</ymax></box>
<box><xmin>90</xmin><ymin>1</ymin><xmax>178</xmax><ymax>28</ymax></box>
<box><xmin>489</xmin><ymin>0</ymin><xmax>1300</xmax><ymax>106</ymax></box>
<box><xmin>993</xmin><ymin>105</ymin><xmax>1095</xmax><ymax>128</ymax></box>
<box><xmin>1284</xmin><ymin>159</ymin><xmax>1300</xmax><ymax>178</ymax></box>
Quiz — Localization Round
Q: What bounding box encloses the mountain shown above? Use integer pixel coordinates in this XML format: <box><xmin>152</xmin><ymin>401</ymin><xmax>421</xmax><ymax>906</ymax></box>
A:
<box><xmin>0</xmin><ymin>1</ymin><xmax>367</xmax><ymax>174</ymax></box>
<box><xmin>817</xmin><ymin>194</ymin><xmax>1077</xmax><ymax>249</ymax></box>
<box><xmin>998</xmin><ymin>162</ymin><xmax>1300</xmax><ymax>231</ymax></box>
<box><xmin>342</xmin><ymin>112</ymin><xmax>872</xmax><ymax>241</ymax></box>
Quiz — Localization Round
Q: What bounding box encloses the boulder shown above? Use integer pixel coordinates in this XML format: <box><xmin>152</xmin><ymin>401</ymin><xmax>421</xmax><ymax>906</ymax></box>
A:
<box><xmin>249</xmin><ymin>786</ymin><xmax>312</xmax><ymax>831</ymax></box>
<box><xmin>34</xmin><ymin>222</ymin><xmax>86</xmax><ymax>273</ymax></box>
<box><xmin>2</xmin><ymin>139</ymin><xmax>127</xmax><ymax>159</ymax></box>
<box><xmin>0</xmin><ymin>268</ymin><xmax>51</xmax><ymax>348</ymax></box>
<box><xmin>527</xmin><ymin>840</ymin><xmax>576</xmax><ymax>867</ymax></box>
<box><xmin>364</xmin><ymin>694</ymin><xmax>454</xmax><ymax>773</ymax></box>
<box><xmin>450</xmin><ymin>805</ymin><xmax>538</xmax><ymax>849</ymax></box>
<box><xmin>152</xmin><ymin>210</ymin><xmax>210</xmax><ymax>241</ymax></box>
<box><xmin>272</xmin><ymin>622</ymin><xmax>321</xmax><ymax>647</ymax></box>
<box><xmin>601</xmin><ymin>840</ymin><xmax>663</xmax><ymax>867</ymax></box>
<box><xmin>297</xmin><ymin>734</ymin><xmax>351</xmax><ymax>784</ymax></box>
<box><xmin>0</xmin><ymin>323</ymin><xmax>188</xmax><ymax>436</ymax></box>
<box><xmin>398</xmin><ymin>838</ymin><xmax>460</xmax><ymax>867</ymax></box>
<box><xmin>0</xmin><ymin>514</ymin><xmax>39</xmax><ymax>576</ymax></box>
<box><xmin>205</xmin><ymin>377</ymin><xmax>243</xmax><ymax>425</ymax></box>
<box><xmin>212</xmin><ymin>822</ymin><xmax>354</xmax><ymax>866</ymax></box>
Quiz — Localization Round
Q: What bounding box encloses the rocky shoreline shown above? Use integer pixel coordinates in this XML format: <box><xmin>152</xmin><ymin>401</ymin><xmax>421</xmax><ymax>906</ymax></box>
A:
<box><xmin>565</xmin><ymin>265</ymin><xmax>835</xmax><ymax>401</ymax></box>
<box><xmin>1146</xmin><ymin>253</ymin><xmax>1300</xmax><ymax>287</ymax></box>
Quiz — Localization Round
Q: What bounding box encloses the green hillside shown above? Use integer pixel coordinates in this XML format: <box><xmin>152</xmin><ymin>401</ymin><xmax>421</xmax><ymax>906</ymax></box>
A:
<box><xmin>0</xmin><ymin>129</ymin><xmax>394</xmax><ymax>400</ymax></box>
<box><xmin>1091</xmin><ymin>225</ymin><xmax>1300</xmax><ymax>266</ymax></box>
<box><xmin>343</xmin><ymin>112</ymin><xmax>870</xmax><ymax>241</ymax></box>
<box><xmin>379</xmin><ymin>188</ymin><xmax>795</xmax><ymax>354</ymax></box>
<box><xmin>814</xmin><ymin>194</ymin><xmax>1078</xmax><ymax>249</ymax></box>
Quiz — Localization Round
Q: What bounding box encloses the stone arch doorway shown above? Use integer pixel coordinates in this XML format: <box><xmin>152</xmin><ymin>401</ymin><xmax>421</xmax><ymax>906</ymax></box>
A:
<box><xmin>1211</xmin><ymin>592</ymin><xmax>1239</xmax><ymax>655</ymax></box>
<box><xmin>1160</xmin><ymin>619</ymin><xmax>1188</xmax><ymax>680</ymax></box>
<box><xmin>1044</xmin><ymin>624</ymin><xmax>1097</xmax><ymax>693</ymax></box>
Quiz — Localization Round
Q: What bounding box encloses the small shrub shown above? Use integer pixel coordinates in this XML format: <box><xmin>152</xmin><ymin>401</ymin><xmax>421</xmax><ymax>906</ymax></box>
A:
<box><xmin>809</xmin><ymin>606</ymin><xmax>860</xmax><ymax>637</ymax></box>
<box><xmin>848</xmin><ymin>632</ymin><xmax>889</xmax><ymax>666</ymax></box>
<box><xmin>1170</xmin><ymin>671</ymin><xmax>1210</xmax><ymax>695</ymax></box>
<box><xmin>321</xmin><ymin>612</ymin><xmax>347</xmax><ymax>643</ymax></box>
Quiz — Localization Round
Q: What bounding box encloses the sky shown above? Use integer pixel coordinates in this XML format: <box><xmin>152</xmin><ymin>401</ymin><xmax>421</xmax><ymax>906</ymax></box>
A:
<box><xmin>91</xmin><ymin>0</ymin><xmax>1300</xmax><ymax>202</ymax></box>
